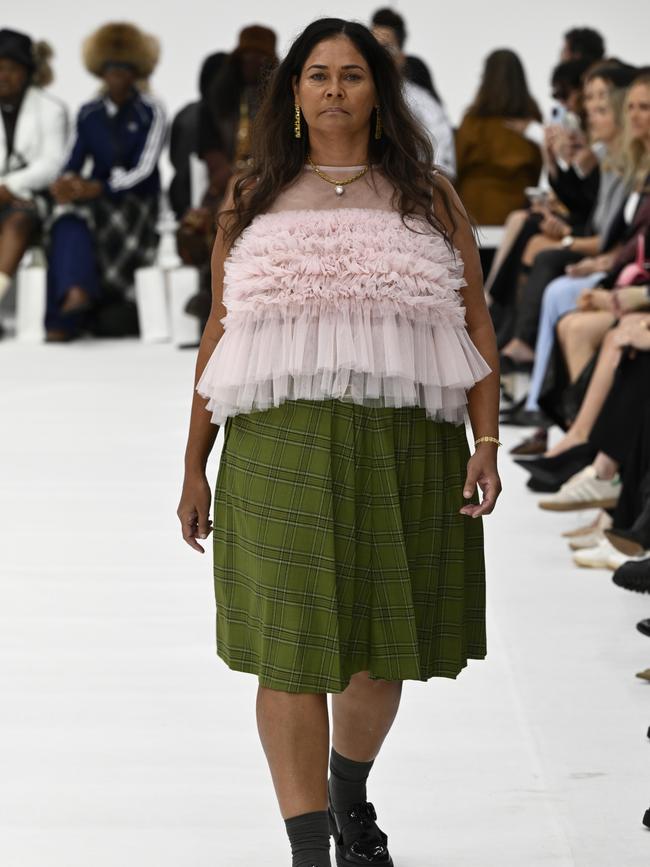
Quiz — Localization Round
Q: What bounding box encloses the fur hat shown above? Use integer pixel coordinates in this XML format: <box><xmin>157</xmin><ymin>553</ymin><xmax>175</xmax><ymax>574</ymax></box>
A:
<box><xmin>82</xmin><ymin>22</ymin><xmax>160</xmax><ymax>80</ymax></box>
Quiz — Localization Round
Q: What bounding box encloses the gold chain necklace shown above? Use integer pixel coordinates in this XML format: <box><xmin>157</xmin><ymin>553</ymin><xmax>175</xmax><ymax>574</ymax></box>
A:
<box><xmin>307</xmin><ymin>154</ymin><xmax>370</xmax><ymax>196</ymax></box>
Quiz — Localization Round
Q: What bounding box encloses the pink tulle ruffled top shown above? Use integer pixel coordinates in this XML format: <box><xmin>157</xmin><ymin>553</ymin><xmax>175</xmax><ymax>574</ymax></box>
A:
<box><xmin>196</xmin><ymin>163</ymin><xmax>491</xmax><ymax>425</ymax></box>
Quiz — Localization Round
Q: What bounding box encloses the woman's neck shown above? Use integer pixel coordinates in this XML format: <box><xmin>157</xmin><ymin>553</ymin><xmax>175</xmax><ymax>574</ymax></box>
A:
<box><xmin>307</xmin><ymin>131</ymin><xmax>369</xmax><ymax>166</ymax></box>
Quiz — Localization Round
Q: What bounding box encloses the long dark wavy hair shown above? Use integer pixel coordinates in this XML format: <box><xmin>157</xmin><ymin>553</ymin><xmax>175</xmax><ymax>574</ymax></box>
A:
<box><xmin>467</xmin><ymin>49</ymin><xmax>542</xmax><ymax>120</ymax></box>
<box><xmin>220</xmin><ymin>18</ymin><xmax>459</xmax><ymax>250</ymax></box>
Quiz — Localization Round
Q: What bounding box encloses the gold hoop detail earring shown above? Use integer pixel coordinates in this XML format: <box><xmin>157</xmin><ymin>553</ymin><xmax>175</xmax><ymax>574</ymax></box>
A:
<box><xmin>294</xmin><ymin>103</ymin><xmax>302</xmax><ymax>139</ymax></box>
<box><xmin>374</xmin><ymin>106</ymin><xmax>382</xmax><ymax>140</ymax></box>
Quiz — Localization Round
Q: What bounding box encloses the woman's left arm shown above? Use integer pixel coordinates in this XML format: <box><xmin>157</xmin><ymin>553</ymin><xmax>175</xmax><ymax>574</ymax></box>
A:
<box><xmin>434</xmin><ymin>176</ymin><xmax>502</xmax><ymax>517</ymax></box>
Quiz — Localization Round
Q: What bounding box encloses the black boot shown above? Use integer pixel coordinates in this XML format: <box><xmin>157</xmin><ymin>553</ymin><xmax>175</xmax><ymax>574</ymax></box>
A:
<box><xmin>612</xmin><ymin>559</ymin><xmax>650</xmax><ymax>593</ymax></box>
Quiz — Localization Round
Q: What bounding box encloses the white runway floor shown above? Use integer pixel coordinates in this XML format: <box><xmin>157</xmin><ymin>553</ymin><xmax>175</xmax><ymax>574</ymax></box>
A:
<box><xmin>1</xmin><ymin>338</ymin><xmax>648</xmax><ymax>867</ymax></box>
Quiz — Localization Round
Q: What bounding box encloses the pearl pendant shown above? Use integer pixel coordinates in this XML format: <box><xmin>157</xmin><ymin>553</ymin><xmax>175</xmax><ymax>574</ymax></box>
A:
<box><xmin>335</xmin><ymin>184</ymin><xmax>344</xmax><ymax>196</ymax></box>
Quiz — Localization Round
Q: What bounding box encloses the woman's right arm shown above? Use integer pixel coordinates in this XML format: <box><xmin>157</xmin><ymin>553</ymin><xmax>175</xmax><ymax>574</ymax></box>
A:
<box><xmin>176</xmin><ymin>191</ymin><xmax>232</xmax><ymax>553</ymax></box>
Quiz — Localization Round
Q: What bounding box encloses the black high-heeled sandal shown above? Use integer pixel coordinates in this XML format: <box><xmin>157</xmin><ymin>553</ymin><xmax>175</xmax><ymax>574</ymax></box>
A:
<box><xmin>327</xmin><ymin>785</ymin><xmax>393</xmax><ymax>866</ymax></box>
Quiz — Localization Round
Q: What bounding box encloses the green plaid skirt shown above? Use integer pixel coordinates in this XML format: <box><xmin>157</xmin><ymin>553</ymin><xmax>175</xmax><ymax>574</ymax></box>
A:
<box><xmin>212</xmin><ymin>398</ymin><xmax>486</xmax><ymax>694</ymax></box>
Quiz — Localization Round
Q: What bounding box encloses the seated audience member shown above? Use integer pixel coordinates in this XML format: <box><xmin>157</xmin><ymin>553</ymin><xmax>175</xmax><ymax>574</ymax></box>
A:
<box><xmin>489</xmin><ymin>64</ymin><xmax>638</xmax><ymax>351</ymax></box>
<box><xmin>499</xmin><ymin>67</ymin><xmax>634</xmax><ymax>376</ymax></box>
<box><xmin>454</xmin><ymin>49</ymin><xmax>543</xmax><ymax>225</ymax></box>
<box><xmin>168</xmin><ymin>52</ymin><xmax>226</xmax><ymax>221</ymax></box>
<box><xmin>371</xmin><ymin>8</ymin><xmax>445</xmax><ymax>105</ymax></box>
<box><xmin>200</xmin><ymin>26</ymin><xmax>277</xmax><ymax>213</ymax></box>
<box><xmin>0</xmin><ymin>29</ymin><xmax>68</xmax><ymax>322</ymax></box>
<box><xmin>177</xmin><ymin>25</ymin><xmax>277</xmax><ymax>326</ymax></box>
<box><xmin>560</xmin><ymin>26</ymin><xmax>606</xmax><ymax>65</ymax></box>
<box><xmin>508</xmin><ymin>72</ymin><xmax>650</xmax><ymax>430</ymax></box>
<box><xmin>484</xmin><ymin>56</ymin><xmax>593</xmax><ymax>307</ymax></box>
<box><xmin>536</xmin><ymin>327</ymin><xmax>650</xmax><ymax>534</ymax></box>
<box><xmin>45</xmin><ymin>22</ymin><xmax>165</xmax><ymax>343</ymax></box>
<box><xmin>543</xmin><ymin>62</ymin><xmax>638</xmax><ymax>217</ymax></box>
<box><xmin>402</xmin><ymin>55</ymin><xmax>443</xmax><ymax>104</ymax></box>
<box><xmin>370</xmin><ymin>8</ymin><xmax>456</xmax><ymax>178</ymax></box>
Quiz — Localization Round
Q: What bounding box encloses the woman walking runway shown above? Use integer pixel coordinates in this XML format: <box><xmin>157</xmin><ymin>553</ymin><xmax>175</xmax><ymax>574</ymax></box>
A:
<box><xmin>177</xmin><ymin>18</ymin><xmax>501</xmax><ymax>867</ymax></box>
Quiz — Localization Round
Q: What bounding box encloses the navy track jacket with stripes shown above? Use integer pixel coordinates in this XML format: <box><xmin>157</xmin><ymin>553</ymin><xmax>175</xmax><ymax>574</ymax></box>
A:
<box><xmin>63</xmin><ymin>90</ymin><xmax>166</xmax><ymax>198</ymax></box>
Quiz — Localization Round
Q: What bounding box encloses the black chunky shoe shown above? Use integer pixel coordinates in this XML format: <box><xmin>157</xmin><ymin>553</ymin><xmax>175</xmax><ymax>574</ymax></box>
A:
<box><xmin>327</xmin><ymin>781</ymin><xmax>393</xmax><ymax>866</ymax></box>
<box><xmin>613</xmin><ymin>559</ymin><xmax>650</xmax><ymax>593</ymax></box>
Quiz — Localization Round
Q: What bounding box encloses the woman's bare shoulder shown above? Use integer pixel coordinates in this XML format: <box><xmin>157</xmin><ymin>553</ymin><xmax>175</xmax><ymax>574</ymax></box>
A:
<box><xmin>432</xmin><ymin>171</ymin><xmax>471</xmax><ymax>239</ymax></box>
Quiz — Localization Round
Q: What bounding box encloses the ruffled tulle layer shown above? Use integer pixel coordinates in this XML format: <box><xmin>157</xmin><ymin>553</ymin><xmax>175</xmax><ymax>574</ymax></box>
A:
<box><xmin>223</xmin><ymin>208</ymin><xmax>469</xmax><ymax>328</ymax></box>
<box><xmin>196</xmin><ymin>301</ymin><xmax>491</xmax><ymax>425</ymax></box>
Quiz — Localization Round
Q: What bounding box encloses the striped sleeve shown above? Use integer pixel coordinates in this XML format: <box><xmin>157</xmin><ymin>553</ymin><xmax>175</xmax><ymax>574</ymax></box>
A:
<box><xmin>108</xmin><ymin>96</ymin><xmax>166</xmax><ymax>192</ymax></box>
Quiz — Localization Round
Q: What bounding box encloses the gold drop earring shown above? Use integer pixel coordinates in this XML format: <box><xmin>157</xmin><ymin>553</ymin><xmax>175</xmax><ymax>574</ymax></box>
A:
<box><xmin>374</xmin><ymin>106</ymin><xmax>382</xmax><ymax>140</ymax></box>
<box><xmin>294</xmin><ymin>103</ymin><xmax>302</xmax><ymax>139</ymax></box>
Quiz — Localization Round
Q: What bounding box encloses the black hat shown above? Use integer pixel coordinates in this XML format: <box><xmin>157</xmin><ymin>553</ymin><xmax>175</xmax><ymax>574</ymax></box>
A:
<box><xmin>0</xmin><ymin>28</ymin><xmax>35</xmax><ymax>71</ymax></box>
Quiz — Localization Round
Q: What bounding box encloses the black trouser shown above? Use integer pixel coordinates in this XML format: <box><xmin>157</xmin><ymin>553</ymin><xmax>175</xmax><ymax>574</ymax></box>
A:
<box><xmin>489</xmin><ymin>214</ymin><xmax>543</xmax><ymax>347</ymax></box>
<box><xmin>589</xmin><ymin>350</ymin><xmax>650</xmax><ymax>528</ymax></box>
<box><xmin>513</xmin><ymin>248</ymin><xmax>583</xmax><ymax>349</ymax></box>
<box><xmin>489</xmin><ymin>213</ymin><xmax>542</xmax><ymax>307</ymax></box>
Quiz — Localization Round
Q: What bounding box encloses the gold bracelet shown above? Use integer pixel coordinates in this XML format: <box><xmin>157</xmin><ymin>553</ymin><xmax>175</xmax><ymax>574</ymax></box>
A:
<box><xmin>474</xmin><ymin>436</ymin><xmax>502</xmax><ymax>447</ymax></box>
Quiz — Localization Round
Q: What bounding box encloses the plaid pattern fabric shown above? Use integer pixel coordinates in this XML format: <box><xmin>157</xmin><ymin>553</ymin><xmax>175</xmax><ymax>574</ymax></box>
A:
<box><xmin>212</xmin><ymin>398</ymin><xmax>486</xmax><ymax>694</ymax></box>
<box><xmin>45</xmin><ymin>193</ymin><xmax>159</xmax><ymax>296</ymax></box>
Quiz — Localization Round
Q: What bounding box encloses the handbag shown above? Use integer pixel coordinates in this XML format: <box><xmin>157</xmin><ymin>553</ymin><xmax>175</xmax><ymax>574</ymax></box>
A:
<box><xmin>616</xmin><ymin>233</ymin><xmax>650</xmax><ymax>286</ymax></box>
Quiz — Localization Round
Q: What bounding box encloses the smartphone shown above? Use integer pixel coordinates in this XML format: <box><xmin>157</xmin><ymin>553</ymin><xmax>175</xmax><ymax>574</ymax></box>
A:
<box><xmin>563</xmin><ymin>111</ymin><xmax>582</xmax><ymax>133</ymax></box>
<box><xmin>525</xmin><ymin>187</ymin><xmax>549</xmax><ymax>206</ymax></box>
<box><xmin>550</xmin><ymin>104</ymin><xmax>566</xmax><ymax>125</ymax></box>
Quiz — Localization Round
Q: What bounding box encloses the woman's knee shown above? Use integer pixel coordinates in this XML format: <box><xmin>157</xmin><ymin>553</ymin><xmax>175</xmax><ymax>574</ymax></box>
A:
<box><xmin>557</xmin><ymin>311</ymin><xmax>580</xmax><ymax>341</ymax></box>
<box><xmin>522</xmin><ymin>234</ymin><xmax>554</xmax><ymax>266</ymax></box>
<box><xmin>505</xmin><ymin>209</ymin><xmax>528</xmax><ymax>229</ymax></box>
<box><xmin>0</xmin><ymin>210</ymin><xmax>35</xmax><ymax>239</ymax></box>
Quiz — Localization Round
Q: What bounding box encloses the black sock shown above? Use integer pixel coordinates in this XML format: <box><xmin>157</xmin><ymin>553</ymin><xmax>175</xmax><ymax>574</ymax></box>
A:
<box><xmin>284</xmin><ymin>809</ymin><xmax>331</xmax><ymax>867</ymax></box>
<box><xmin>328</xmin><ymin>746</ymin><xmax>375</xmax><ymax>812</ymax></box>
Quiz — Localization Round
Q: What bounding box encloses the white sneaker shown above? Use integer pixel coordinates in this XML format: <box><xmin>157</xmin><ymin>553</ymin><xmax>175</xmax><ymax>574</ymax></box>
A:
<box><xmin>539</xmin><ymin>466</ymin><xmax>621</xmax><ymax>512</ymax></box>
<box><xmin>562</xmin><ymin>510</ymin><xmax>612</xmax><ymax>539</ymax></box>
<box><xmin>573</xmin><ymin>538</ymin><xmax>620</xmax><ymax>569</ymax></box>
<box><xmin>573</xmin><ymin>538</ymin><xmax>643</xmax><ymax>570</ymax></box>
<box><xmin>569</xmin><ymin>530</ymin><xmax>605</xmax><ymax>550</ymax></box>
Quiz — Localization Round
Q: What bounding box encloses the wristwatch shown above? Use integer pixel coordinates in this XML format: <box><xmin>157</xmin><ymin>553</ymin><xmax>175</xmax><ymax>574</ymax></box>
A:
<box><xmin>561</xmin><ymin>234</ymin><xmax>575</xmax><ymax>249</ymax></box>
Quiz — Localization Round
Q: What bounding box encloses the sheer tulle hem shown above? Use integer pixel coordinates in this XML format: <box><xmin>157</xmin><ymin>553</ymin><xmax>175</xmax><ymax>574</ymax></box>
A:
<box><xmin>199</xmin><ymin>374</ymin><xmax>475</xmax><ymax>425</ymax></box>
<box><xmin>196</xmin><ymin>306</ymin><xmax>491</xmax><ymax>425</ymax></box>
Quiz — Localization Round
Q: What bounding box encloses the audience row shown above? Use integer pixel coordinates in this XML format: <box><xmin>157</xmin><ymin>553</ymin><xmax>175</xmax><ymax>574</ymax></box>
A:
<box><xmin>0</xmin><ymin>14</ymin><xmax>615</xmax><ymax>342</ymax></box>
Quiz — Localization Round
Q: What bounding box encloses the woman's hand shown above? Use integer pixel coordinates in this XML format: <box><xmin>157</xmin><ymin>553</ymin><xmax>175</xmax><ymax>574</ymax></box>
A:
<box><xmin>177</xmin><ymin>471</ymin><xmax>214</xmax><ymax>553</ymax></box>
<box><xmin>612</xmin><ymin>314</ymin><xmax>650</xmax><ymax>352</ymax></box>
<box><xmin>565</xmin><ymin>257</ymin><xmax>598</xmax><ymax>277</ymax></box>
<box><xmin>612</xmin><ymin>285</ymin><xmax>650</xmax><ymax>315</ymax></box>
<box><xmin>565</xmin><ymin>252</ymin><xmax>615</xmax><ymax>278</ymax></box>
<box><xmin>540</xmin><ymin>212</ymin><xmax>570</xmax><ymax>240</ymax></box>
<box><xmin>460</xmin><ymin>445</ymin><xmax>502</xmax><ymax>518</ymax></box>
<box><xmin>577</xmin><ymin>287</ymin><xmax>614</xmax><ymax>312</ymax></box>
<box><xmin>50</xmin><ymin>176</ymin><xmax>74</xmax><ymax>203</ymax></box>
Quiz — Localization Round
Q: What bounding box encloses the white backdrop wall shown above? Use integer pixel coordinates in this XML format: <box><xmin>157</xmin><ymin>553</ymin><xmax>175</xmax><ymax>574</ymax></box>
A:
<box><xmin>7</xmin><ymin>1</ymin><xmax>649</xmax><ymax>157</ymax></box>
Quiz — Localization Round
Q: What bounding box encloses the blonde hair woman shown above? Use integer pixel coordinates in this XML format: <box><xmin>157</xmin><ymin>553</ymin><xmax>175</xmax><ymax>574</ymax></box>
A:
<box><xmin>516</xmin><ymin>73</ymin><xmax>650</xmax><ymax>479</ymax></box>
